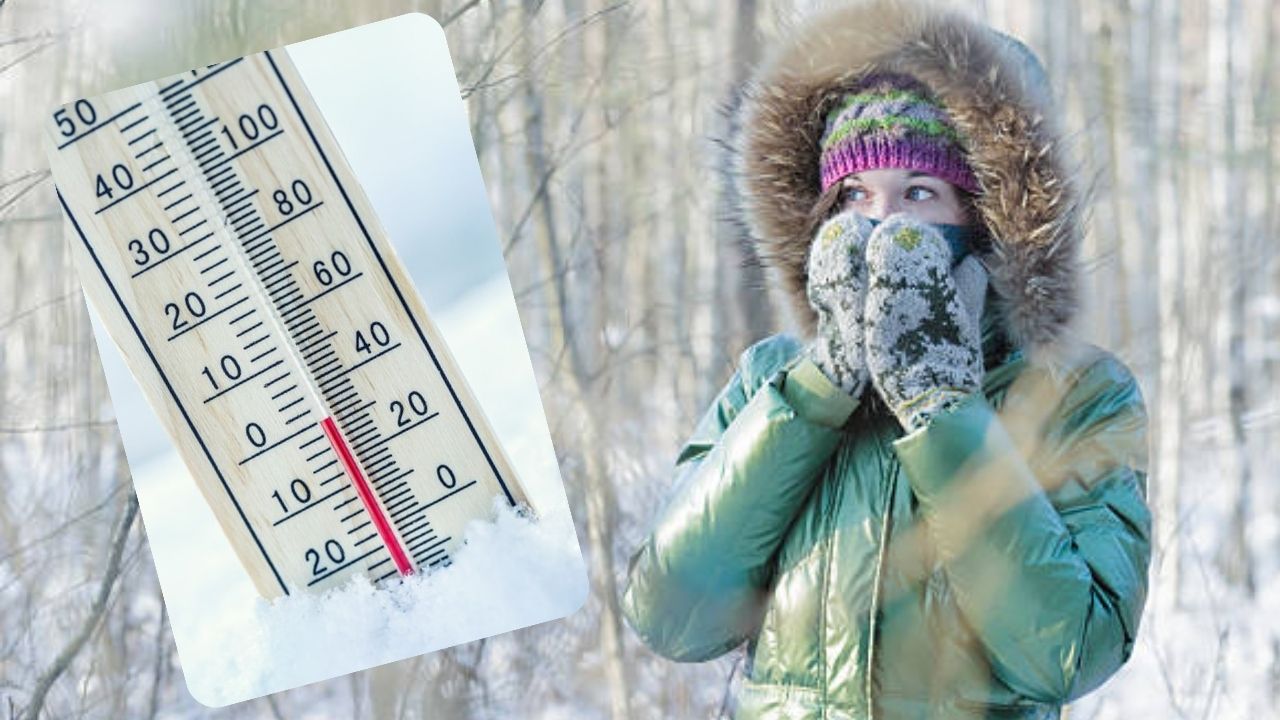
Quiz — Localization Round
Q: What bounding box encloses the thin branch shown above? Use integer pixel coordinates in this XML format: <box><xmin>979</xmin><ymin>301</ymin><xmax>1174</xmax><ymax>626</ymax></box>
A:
<box><xmin>502</xmin><ymin>63</ymin><xmax>610</xmax><ymax>256</ymax></box>
<box><xmin>440</xmin><ymin>0</ymin><xmax>482</xmax><ymax>28</ymax></box>
<box><xmin>0</xmin><ymin>482</ymin><xmax>125</xmax><ymax>564</ymax></box>
<box><xmin>0</xmin><ymin>213</ymin><xmax>60</xmax><ymax>226</ymax></box>
<box><xmin>0</xmin><ymin>30</ymin><xmax>65</xmax><ymax>49</ymax></box>
<box><xmin>20</xmin><ymin>493</ymin><xmax>139</xmax><ymax>720</ymax></box>
<box><xmin>263</xmin><ymin>694</ymin><xmax>287</xmax><ymax>720</ymax></box>
<box><xmin>144</xmin><ymin>602</ymin><xmax>167</xmax><ymax>720</ymax></box>
<box><xmin>0</xmin><ymin>39</ymin><xmax>55</xmax><ymax>77</ymax></box>
<box><xmin>0</xmin><ymin>291</ymin><xmax>78</xmax><ymax>333</ymax></box>
<box><xmin>717</xmin><ymin>652</ymin><xmax>743</xmax><ymax>719</ymax></box>
<box><xmin>0</xmin><ymin>170</ymin><xmax>50</xmax><ymax>218</ymax></box>
<box><xmin>512</xmin><ymin>254</ymin><xmax>592</xmax><ymax>301</ymax></box>
<box><xmin>463</xmin><ymin>2</ymin><xmax>629</xmax><ymax>96</ymax></box>
<box><xmin>503</xmin><ymin>81</ymin><xmax>674</xmax><ymax>255</ymax></box>
<box><xmin>459</xmin><ymin>11</ymin><xmax>529</xmax><ymax>101</ymax></box>
<box><xmin>0</xmin><ymin>170</ymin><xmax>47</xmax><ymax>192</ymax></box>
<box><xmin>0</xmin><ymin>419</ymin><xmax>116</xmax><ymax>435</ymax></box>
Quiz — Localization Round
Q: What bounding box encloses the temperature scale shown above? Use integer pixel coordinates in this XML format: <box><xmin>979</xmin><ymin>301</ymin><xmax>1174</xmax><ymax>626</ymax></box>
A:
<box><xmin>46</xmin><ymin>50</ymin><xmax>530</xmax><ymax>598</ymax></box>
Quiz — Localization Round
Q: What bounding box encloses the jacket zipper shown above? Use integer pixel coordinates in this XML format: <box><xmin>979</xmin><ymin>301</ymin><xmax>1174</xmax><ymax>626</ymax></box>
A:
<box><xmin>864</xmin><ymin>432</ymin><xmax>899</xmax><ymax>720</ymax></box>
<box><xmin>818</xmin><ymin>444</ymin><xmax>841</xmax><ymax>718</ymax></box>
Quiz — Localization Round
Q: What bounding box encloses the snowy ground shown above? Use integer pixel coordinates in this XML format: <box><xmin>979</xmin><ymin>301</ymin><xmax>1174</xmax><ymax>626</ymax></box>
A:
<box><xmin>182</xmin><ymin>499</ymin><xmax>586</xmax><ymax>706</ymax></box>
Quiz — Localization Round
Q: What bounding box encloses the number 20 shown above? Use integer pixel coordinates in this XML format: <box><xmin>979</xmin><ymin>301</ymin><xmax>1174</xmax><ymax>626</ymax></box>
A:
<box><xmin>306</xmin><ymin>540</ymin><xmax>345</xmax><ymax>576</ymax></box>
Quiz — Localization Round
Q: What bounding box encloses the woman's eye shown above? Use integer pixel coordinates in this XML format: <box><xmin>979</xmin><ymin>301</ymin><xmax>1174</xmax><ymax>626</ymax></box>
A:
<box><xmin>844</xmin><ymin>187</ymin><xmax>868</xmax><ymax>203</ymax></box>
<box><xmin>905</xmin><ymin>185</ymin><xmax>937</xmax><ymax>202</ymax></box>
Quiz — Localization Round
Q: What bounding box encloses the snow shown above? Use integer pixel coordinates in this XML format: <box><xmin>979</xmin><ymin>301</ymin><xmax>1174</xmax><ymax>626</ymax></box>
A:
<box><xmin>182</xmin><ymin>498</ymin><xmax>587</xmax><ymax>706</ymax></box>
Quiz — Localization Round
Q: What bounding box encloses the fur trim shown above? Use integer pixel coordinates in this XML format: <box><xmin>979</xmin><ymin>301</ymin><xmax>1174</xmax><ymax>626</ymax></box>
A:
<box><xmin>733</xmin><ymin>0</ymin><xmax>1084</xmax><ymax>351</ymax></box>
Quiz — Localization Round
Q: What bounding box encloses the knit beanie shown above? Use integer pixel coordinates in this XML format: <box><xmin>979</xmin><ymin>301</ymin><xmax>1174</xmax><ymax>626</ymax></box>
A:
<box><xmin>818</xmin><ymin>72</ymin><xmax>979</xmax><ymax>195</ymax></box>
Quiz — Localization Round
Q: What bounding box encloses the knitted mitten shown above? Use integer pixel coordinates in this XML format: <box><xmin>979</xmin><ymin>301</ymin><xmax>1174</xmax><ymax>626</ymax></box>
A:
<box><xmin>864</xmin><ymin>213</ymin><xmax>987</xmax><ymax>431</ymax></box>
<box><xmin>805</xmin><ymin>210</ymin><xmax>874</xmax><ymax>399</ymax></box>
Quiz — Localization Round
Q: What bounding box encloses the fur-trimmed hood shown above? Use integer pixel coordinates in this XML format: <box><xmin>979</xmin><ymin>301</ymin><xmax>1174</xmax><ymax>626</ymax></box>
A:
<box><xmin>732</xmin><ymin>0</ymin><xmax>1084</xmax><ymax>352</ymax></box>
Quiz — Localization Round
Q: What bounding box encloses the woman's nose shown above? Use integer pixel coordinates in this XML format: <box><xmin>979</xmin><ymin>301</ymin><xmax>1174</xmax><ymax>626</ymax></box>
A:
<box><xmin>865</xmin><ymin>195</ymin><xmax>901</xmax><ymax>220</ymax></box>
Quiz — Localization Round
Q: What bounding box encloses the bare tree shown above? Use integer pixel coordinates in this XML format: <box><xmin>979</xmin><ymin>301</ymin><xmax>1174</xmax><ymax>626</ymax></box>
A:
<box><xmin>1153</xmin><ymin>0</ymin><xmax>1185</xmax><ymax>610</ymax></box>
<box><xmin>1210</xmin><ymin>0</ymin><xmax>1256</xmax><ymax>597</ymax></box>
<box><xmin>21</xmin><ymin>494</ymin><xmax>139</xmax><ymax>720</ymax></box>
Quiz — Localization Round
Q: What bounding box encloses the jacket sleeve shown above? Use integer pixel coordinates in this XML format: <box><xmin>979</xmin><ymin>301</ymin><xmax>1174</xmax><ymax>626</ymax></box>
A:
<box><xmin>892</xmin><ymin>349</ymin><xmax>1152</xmax><ymax>702</ymax></box>
<box><xmin>620</xmin><ymin>336</ymin><xmax>859</xmax><ymax>662</ymax></box>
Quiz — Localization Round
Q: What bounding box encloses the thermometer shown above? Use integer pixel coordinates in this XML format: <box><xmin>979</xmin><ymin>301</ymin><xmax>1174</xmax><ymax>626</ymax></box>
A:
<box><xmin>46</xmin><ymin>50</ymin><xmax>530</xmax><ymax>598</ymax></box>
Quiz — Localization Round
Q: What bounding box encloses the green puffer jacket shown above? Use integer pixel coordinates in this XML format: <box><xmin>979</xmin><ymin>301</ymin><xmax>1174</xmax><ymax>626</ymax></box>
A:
<box><xmin>621</xmin><ymin>1</ymin><xmax>1153</xmax><ymax>718</ymax></box>
<box><xmin>621</xmin><ymin>298</ymin><xmax>1151</xmax><ymax>718</ymax></box>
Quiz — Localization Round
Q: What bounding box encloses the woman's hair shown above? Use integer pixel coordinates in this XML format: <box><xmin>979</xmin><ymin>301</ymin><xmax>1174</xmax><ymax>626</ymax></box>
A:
<box><xmin>803</xmin><ymin>182</ymin><xmax>846</xmax><ymax>242</ymax></box>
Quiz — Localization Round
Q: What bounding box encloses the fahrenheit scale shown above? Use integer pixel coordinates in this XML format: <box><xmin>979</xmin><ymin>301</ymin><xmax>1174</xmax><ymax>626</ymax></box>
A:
<box><xmin>46</xmin><ymin>50</ymin><xmax>530</xmax><ymax>598</ymax></box>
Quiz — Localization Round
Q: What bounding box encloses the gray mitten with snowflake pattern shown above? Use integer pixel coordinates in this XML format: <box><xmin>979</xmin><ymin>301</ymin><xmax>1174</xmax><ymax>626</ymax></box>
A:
<box><xmin>805</xmin><ymin>210</ymin><xmax>875</xmax><ymax>400</ymax></box>
<box><xmin>864</xmin><ymin>213</ymin><xmax>988</xmax><ymax>431</ymax></box>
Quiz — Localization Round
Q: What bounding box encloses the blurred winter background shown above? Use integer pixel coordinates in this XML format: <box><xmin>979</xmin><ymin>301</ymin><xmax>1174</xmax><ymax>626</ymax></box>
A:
<box><xmin>2</xmin><ymin>0</ymin><xmax>1278</xmax><ymax>718</ymax></box>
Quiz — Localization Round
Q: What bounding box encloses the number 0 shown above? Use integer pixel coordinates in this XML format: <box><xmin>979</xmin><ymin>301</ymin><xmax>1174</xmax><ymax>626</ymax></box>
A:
<box><xmin>245</xmin><ymin>422</ymin><xmax>266</xmax><ymax>448</ymax></box>
<box><xmin>437</xmin><ymin>463</ymin><xmax>457</xmax><ymax>489</ymax></box>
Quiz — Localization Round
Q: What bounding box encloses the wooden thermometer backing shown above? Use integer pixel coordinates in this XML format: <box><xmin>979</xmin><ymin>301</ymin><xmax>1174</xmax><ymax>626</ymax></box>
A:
<box><xmin>46</xmin><ymin>50</ymin><xmax>530</xmax><ymax>598</ymax></box>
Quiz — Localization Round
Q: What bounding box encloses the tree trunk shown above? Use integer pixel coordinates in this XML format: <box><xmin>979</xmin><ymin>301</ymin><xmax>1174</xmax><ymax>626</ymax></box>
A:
<box><xmin>722</xmin><ymin>0</ymin><xmax>773</xmax><ymax>352</ymax></box>
<box><xmin>522</xmin><ymin>1</ymin><xmax>631</xmax><ymax>717</ymax></box>
<box><xmin>1153</xmin><ymin>0</ymin><xmax>1186</xmax><ymax>611</ymax></box>
<box><xmin>1209</xmin><ymin>0</ymin><xmax>1255</xmax><ymax>596</ymax></box>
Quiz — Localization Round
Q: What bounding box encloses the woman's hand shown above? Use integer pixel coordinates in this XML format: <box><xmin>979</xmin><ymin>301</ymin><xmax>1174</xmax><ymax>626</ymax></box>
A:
<box><xmin>864</xmin><ymin>213</ymin><xmax>988</xmax><ymax>431</ymax></box>
<box><xmin>805</xmin><ymin>210</ymin><xmax>875</xmax><ymax>399</ymax></box>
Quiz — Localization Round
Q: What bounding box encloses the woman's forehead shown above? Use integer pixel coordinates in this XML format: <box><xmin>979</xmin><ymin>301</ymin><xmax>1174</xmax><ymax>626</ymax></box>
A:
<box><xmin>845</xmin><ymin>168</ymin><xmax>945</xmax><ymax>183</ymax></box>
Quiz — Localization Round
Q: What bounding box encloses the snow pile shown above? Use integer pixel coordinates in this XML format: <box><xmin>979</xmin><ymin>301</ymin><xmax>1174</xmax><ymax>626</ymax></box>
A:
<box><xmin>180</xmin><ymin>500</ymin><xmax>587</xmax><ymax>707</ymax></box>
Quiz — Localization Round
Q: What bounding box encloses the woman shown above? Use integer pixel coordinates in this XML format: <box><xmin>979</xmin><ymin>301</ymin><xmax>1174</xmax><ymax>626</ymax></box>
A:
<box><xmin>620</xmin><ymin>1</ymin><xmax>1153</xmax><ymax>718</ymax></box>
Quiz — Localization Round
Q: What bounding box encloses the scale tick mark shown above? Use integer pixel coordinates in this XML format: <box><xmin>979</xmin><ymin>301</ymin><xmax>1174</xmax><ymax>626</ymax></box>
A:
<box><xmin>235</xmin><ymin>320</ymin><xmax>265</xmax><ymax>338</ymax></box>
<box><xmin>262</xmin><ymin>371</ymin><xmax>290</xmax><ymax>388</ymax></box>
<box><xmin>134</xmin><ymin>142</ymin><xmax>164</xmax><ymax>159</ymax></box>
<box><xmin>213</xmin><ymin>283</ymin><xmax>243</xmax><ymax>300</ymax></box>
<box><xmin>125</xmin><ymin>128</ymin><xmax>157</xmax><ymax>147</ymax></box>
